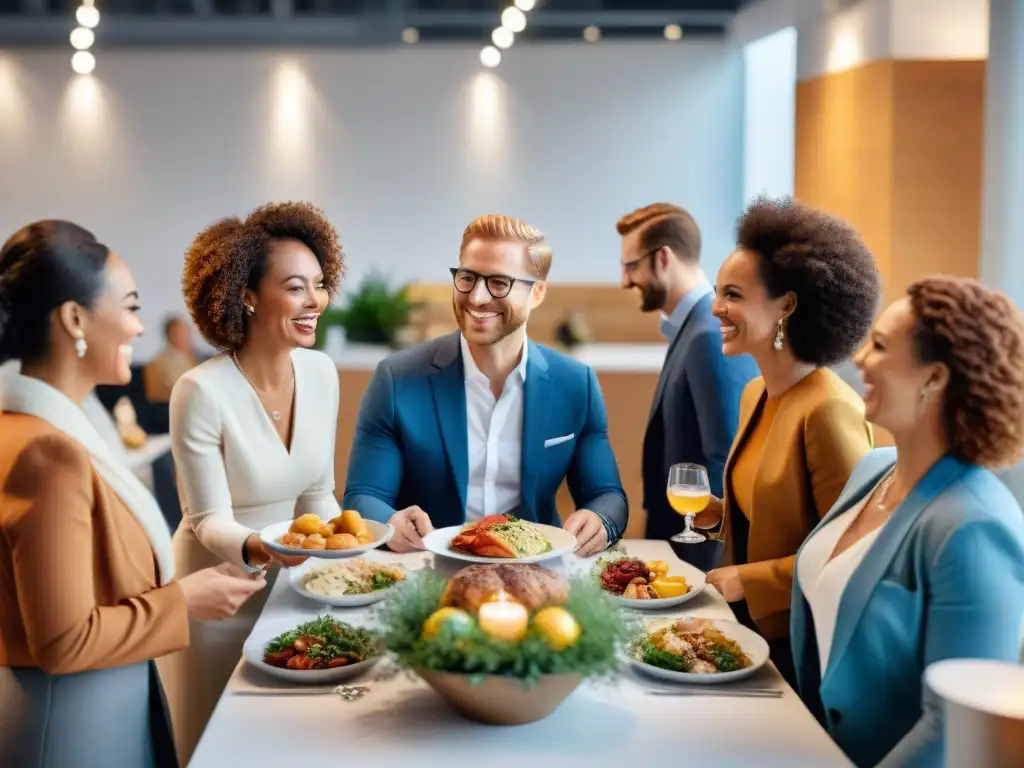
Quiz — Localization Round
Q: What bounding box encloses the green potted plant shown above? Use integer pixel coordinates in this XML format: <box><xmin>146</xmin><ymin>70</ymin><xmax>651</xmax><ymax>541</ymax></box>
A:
<box><xmin>315</xmin><ymin>272</ymin><xmax>416</xmax><ymax>350</ymax></box>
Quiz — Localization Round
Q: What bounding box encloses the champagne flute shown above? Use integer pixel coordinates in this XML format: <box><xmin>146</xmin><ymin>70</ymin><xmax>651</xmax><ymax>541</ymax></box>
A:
<box><xmin>667</xmin><ymin>463</ymin><xmax>711</xmax><ymax>544</ymax></box>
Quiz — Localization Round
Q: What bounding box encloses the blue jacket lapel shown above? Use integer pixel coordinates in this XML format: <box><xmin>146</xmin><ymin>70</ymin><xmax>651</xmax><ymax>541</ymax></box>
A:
<box><xmin>429</xmin><ymin>334</ymin><xmax>469</xmax><ymax>512</ymax></box>
<box><xmin>815</xmin><ymin>453</ymin><xmax>970</xmax><ymax>685</ymax></box>
<box><xmin>519</xmin><ymin>340</ymin><xmax>551</xmax><ymax>522</ymax></box>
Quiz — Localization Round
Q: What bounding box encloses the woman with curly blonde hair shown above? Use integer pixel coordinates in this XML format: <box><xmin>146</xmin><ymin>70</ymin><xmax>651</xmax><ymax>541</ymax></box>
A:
<box><xmin>791</xmin><ymin>276</ymin><xmax>1024</xmax><ymax>768</ymax></box>
<box><xmin>159</xmin><ymin>202</ymin><xmax>345</xmax><ymax>764</ymax></box>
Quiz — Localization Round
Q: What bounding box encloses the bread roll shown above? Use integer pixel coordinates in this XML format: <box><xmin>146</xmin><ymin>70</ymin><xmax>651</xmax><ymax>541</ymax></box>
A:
<box><xmin>440</xmin><ymin>563</ymin><xmax>569</xmax><ymax>614</ymax></box>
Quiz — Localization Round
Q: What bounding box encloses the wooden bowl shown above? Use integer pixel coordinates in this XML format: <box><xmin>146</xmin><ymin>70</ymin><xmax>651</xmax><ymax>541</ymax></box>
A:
<box><xmin>415</xmin><ymin>670</ymin><xmax>583</xmax><ymax>725</ymax></box>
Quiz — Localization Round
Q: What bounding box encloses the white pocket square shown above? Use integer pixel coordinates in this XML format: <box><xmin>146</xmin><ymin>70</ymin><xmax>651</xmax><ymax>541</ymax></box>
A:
<box><xmin>544</xmin><ymin>433</ymin><xmax>575</xmax><ymax>448</ymax></box>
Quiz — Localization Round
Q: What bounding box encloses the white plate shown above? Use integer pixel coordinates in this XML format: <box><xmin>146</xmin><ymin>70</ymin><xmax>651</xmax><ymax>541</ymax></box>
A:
<box><xmin>628</xmin><ymin>617</ymin><xmax>770</xmax><ymax>685</ymax></box>
<box><xmin>242</xmin><ymin>619</ymin><xmax>382</xmax><ymax>685</ymax></box>
<box><xmin>608</xmin><ymin>560</ymin><xmax>708</xmax><ymax>610</ymax></box>
<box><xmin>260</xmin><ymin>518</ymin><xmax>393</xmax><ymax>559</ymax></box>
<box><xmin>287</xmin><ymin>556</ymin><xmax>409</xmax><ymax>608</ymax></box>
<box><xmin>421</xmin><ymin>523</ymin><xmax>577</xmax><ymax>564</ymax></box>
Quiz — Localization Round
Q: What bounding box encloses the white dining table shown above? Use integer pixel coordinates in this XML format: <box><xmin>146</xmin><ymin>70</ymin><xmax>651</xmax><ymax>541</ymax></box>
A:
<box><xmin>189</xmin><ymin>540</ymin><xmax>853</xmax><ymax>768</ymax></box>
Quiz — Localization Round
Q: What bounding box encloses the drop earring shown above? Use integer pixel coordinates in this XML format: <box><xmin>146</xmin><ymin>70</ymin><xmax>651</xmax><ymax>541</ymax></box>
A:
<box><xmin>773</xmin><ymin>319</ymin><xmax>785</xmax><ymax>351</ymax></box>
<box><xmin>75</xmin><ymin>336</ymin><xmax>88</xmax><ymax>359</ymax></box>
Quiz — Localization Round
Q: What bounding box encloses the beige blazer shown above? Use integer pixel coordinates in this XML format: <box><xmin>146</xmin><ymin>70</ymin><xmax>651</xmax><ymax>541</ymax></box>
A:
<box><xmin>0</xmin><ymin>413</ymin><xmax>189</xmax><ymax>673</ymax></box>
<box><xmin>714</xmin><ymin>368</ymin><xmax>874</xmax><ymax>640</ymax></box>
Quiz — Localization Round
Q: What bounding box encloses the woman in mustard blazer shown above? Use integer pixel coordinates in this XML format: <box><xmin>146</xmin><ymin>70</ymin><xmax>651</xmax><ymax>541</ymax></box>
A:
<box><xmin>694</xmin><ymin>197</ymin><xmax>880</xmax><ymax>686</ymax></box>
<box><xmin>0</xmin><ymin>220</ymin><xmax>264</xmax><ymax>768</ymax></box>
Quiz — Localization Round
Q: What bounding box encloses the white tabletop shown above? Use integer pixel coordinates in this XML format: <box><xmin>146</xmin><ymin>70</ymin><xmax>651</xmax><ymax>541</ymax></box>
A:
<box><xmin>190</xmin><ymin>540</ymin><xmax>851</xmax><ymax>768</ymax></box>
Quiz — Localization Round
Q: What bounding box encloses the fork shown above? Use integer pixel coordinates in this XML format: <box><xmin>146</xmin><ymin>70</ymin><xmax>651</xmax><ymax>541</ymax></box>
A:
<box><xmin>645</xmin><ymin>686</ymin><xmax>783</xmax><ymax>698</ymax></box>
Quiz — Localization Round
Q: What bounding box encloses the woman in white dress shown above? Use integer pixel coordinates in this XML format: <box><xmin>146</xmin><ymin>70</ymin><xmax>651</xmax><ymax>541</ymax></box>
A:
<box><xmin>159</xmin><ymin>202</ymin><xmax>346</xmax><ymax>765</ymax></box>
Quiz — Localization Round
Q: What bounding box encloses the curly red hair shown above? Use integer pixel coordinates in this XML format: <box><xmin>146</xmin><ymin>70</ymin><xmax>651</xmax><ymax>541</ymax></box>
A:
<box><xmin>182</xmin><ymin>201</ymin><xmax>344</xmax><ymax>350</ymax></box>
<box><xmin>907</xmin><ymin>276</ymin><xmax>1024</xmax><ymax>468</ymax></box>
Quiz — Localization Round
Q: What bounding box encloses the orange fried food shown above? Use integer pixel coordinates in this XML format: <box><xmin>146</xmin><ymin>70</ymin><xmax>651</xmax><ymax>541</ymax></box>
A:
<box><xmin>280</xmin><ymin>532</ymin><xmax>306</xmax><ymax>548</ymax></box>
<box><xmin>302</xmin><ymin>533</ymin><xmax>327</xmax><ymax>550</ymax></box>
<box><xmin>325</xmin><ymin>533</ymin><xmax>359</xmax><ymax>550</ymax></box>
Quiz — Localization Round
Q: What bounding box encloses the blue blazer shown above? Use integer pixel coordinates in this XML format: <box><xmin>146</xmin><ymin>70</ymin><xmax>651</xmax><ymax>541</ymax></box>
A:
<box><xmin>642</xmin><ymin>292</ymin><xmax>758</xmax><ymax>542</ymax></box>
<box><xmin>791</xmin><ymin>448</ymin><xmax>1024</xmax><ymax>768</ymax></box>
<box><xmin>342</xmin><ymin>332</ymin><xmax>629</xmax><ymax>541</ymax></box>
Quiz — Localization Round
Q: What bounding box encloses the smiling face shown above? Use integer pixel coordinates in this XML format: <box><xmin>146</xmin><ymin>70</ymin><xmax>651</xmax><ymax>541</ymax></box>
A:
<box><xmin>853</xmin><ymin>297</ymin><xmax>947</xmax><ymax>433</ymax></box>
<box><xmin>619</xmin><ymin>229</ymin><xmax>666</xmax><ymax>312</ymax></box>
<box><xmin>453</xmin><ymin>238</ymin><xmax>546</xmax><ymax>346</ymax></box>
<box><xmin>68</xmin><ymin>252</ymin><xmax>144</xmax><ymax>386</ymax></box>
<box><xmin>244</xmin><ymin>238</ymin><xmax>327</xmax><ymax>349</ymax></box>
<box><xmin>712</xmin><ymin>248</ymin><xmax>794</xmax><ymax>357</ymax></box>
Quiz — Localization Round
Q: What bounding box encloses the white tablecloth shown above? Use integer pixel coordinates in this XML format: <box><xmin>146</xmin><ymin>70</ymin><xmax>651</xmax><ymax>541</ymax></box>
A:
<box><xmin>189</xmin><ymin>540</ymin><xmax>852</xmax><ymax>767</ymax></box>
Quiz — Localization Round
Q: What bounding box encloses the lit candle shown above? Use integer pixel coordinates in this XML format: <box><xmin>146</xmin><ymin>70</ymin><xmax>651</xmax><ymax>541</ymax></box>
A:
<box><xmin>477</xmin><ymin>592</ymin><xmax>529</xmax><ymax>642</ymax></box>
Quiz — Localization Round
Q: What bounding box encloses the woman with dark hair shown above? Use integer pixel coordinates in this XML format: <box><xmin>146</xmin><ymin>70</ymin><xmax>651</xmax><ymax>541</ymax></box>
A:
<box><xmin>159</xmin><ymin>202</ymin><xmax>345</xmax><ymax>764</ymax></box>
<box><xmin>791</xmin><ymin>276</ymin><xmax>1024</xmax><ymax>767</ymax></box>
<box><xmin>693</xmin><ymin>196</ymin><xmax>881</xmax><ymax>686</ymax></box>
<box><xmin>0</xmin><ymin>220</ymin><xmax>265</xmax><ymax>768</ymax></box>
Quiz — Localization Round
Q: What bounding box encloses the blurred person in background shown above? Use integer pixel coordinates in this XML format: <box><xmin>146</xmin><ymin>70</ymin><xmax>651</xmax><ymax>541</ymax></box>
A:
<box><xmin>792</xmin><ymin>276</ymin><xmax>1024</xmax><ymax>768</ymax></box>
<box><xmin>617</xmin><ymin>203</ymin><xmax>758</xmax><ymax>570</ymax></box>
<box><xmin>143</xmin><ymin>314</ymin><xmax>201</xmax><ymax>404</ymax></box>
<box><xmin>0</xmin><ymin>220</ymin><xmax>264</xmax><ymax>768</ymax></box>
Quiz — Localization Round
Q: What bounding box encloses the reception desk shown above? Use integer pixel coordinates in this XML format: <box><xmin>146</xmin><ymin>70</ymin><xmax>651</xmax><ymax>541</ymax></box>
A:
<box><xmin>330</xmin><ymin>343</ymin><xmax>667</xmax><ymax>540</ymax></box>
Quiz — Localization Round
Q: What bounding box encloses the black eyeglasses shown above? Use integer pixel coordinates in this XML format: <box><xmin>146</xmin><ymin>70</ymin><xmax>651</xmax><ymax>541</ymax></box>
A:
<box><xmin>450</xmin><ymin>267</ymin><xmax>537</xmax><ymax>299</ymax></box>
<box><xmin>621</xmin><ymin>247</ymin><xmax>661</xmax><ymax>272</ymax></box>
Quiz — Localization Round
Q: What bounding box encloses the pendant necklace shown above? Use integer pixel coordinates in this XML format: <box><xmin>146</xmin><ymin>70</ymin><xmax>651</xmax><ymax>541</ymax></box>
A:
<box><xmin>231</xmin><ymin>352</ymin><xmax>292</xmax><ymax>422</ymax></box>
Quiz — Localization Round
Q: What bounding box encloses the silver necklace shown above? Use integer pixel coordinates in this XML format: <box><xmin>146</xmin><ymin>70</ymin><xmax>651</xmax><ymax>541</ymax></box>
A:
<box><xmin>231</xmin><ymin>352</ymin><xmax>292</xmax><ymax>422</ymax></box>
<box><xmin>875</xmin><ymin>470</ymin><xmax>897</xmax><ymax>512</ymax></box>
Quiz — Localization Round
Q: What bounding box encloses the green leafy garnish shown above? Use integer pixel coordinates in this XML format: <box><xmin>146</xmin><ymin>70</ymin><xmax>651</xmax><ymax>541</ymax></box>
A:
<box><xmin>264</xmin><ymin>614</ymin><xmax>380</xmax><ymax>663</ymax></box>
<box><xmin>635</xmin><ymin>637</ymin><xmax>692</xmax><ymax>672</ymax></box>
<box><xmin>374</xmin><ymin>571</ymin><xmax>638</xmax><ymax>686</ymax></box>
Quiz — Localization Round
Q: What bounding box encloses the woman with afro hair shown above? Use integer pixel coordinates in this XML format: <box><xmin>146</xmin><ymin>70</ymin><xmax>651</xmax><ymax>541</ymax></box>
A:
<box><xmin>791</xmin><ymin>276</ymin><xmax>1024</xmax><ymax>767</ymax></box>
<box><xmin>692</xmin><ymin>196</ymin><xmax>881</xmax><ymax>687</ymax></box>
<box><xmin>159</xmin><ymin>201</ymin><xmax>345</xmax><ymax>764</ymax></box>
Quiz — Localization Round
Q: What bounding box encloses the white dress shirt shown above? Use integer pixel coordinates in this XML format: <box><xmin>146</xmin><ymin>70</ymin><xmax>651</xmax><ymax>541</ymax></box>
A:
<box><xmin>796</xmin><ymin>482</ymin><xmax>887</xmax><ymax>675</ymax></box>
<box><xmin>461</xmin><ymin>334</ymin><xmax>527</xmax><ymax>520</ymax></box>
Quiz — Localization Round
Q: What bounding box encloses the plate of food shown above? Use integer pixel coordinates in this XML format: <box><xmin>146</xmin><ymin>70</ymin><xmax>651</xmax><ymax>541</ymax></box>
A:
<box><xmin>628</xmin><ymin>617</ymin><xmax>769</xmax><ymax>684</ymax></box>
<box><xmin>592</xmin><ymin>552</ymin><xmax>706</xmax><ymax>609</ymax></box>
<box><xmin>260</xmin><ymin>509</ymin><xmax>392</xmax><ymax>559</ymax></box>
<box><xmin>243</xmin><ymin>614</ymin><xmax>383</xmax><ymax>684</ymax></box>
<box><xmin>288</xmin><ymin>556</ymin><xmax>408</xmax><ymax>607</ymax></box>
<box><xmin>421</xmin><ymin>514</ymin><xmax>576</xmax><ymax>564</ymax></box>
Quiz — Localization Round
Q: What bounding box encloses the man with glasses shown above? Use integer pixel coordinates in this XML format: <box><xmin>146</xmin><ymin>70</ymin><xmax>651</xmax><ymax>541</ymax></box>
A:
<box><xmin>617</xmin><ymin>203</ymin><xmax>757</xmax><ymax>570</ymax></box>
<box><xmin>343</xmin><ymin>214</ymin><xmax>627</xmax><ymax>556</ymax></box>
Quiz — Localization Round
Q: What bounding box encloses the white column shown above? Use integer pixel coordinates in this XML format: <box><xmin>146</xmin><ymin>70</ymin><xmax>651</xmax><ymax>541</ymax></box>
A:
<box><xmin>980</xmin><ymin>0</ymin><xmax>1024</xmax><ymax>310</ymax></box>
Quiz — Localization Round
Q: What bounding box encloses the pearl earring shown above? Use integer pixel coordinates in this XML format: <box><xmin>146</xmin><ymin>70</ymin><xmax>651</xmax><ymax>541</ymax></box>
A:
<box><xmin>773</xmin><ymin>319</ymin><xmax>785</xmax><ymax>351</ymax></box>
<box><xmin>245</xmin><ymin>305</ymin><xmax>255</xmax><ymax>315</ymax></box>
<box><xmin>75</xmin><ymin>336</ymin><xmax>88</xmax><ymax>359</ymax></box>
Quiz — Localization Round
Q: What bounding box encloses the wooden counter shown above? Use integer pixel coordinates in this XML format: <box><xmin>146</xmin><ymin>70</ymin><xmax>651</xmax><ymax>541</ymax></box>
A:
<box><xmin>331</xmin><ymin>344</ymin><xmax>666</xmax><ymax>540</ymax></box>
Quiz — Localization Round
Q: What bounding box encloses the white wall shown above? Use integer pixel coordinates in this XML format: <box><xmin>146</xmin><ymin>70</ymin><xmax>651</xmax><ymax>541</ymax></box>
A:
<box><xmin>0</xmin><ymin>43</ymin><xmax>744</xmax><ymax>358</ymax></box>
<box><xmin>742</xmin><ymin>26</ymin><xmax>797</xmax><ymax>203</ymax></box>
<box><xmin>730</xmin><ymin>0</ymin><xmax>988</xmax><ymax>81</ymax></box>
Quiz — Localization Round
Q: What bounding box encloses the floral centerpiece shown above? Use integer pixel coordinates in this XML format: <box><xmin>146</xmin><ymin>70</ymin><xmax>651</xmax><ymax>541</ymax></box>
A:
<box><xmin>376</xmin><ymin>563</ymin><xmax>636</xmax><ymax>724</ymax></box>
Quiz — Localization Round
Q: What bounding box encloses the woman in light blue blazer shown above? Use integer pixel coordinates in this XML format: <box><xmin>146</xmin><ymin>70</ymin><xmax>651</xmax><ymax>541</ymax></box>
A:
<box><xmin>791</xmin><ymin>275</ymin><xmax>1024</xmax><ymax>768</ymax></box>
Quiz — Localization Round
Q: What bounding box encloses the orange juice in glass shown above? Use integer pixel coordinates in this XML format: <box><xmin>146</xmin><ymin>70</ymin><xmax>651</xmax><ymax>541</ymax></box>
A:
<box><xmin>666</xmin><ymin>463</ymin><xmax>710</xmax><ymax>544</ymax></box>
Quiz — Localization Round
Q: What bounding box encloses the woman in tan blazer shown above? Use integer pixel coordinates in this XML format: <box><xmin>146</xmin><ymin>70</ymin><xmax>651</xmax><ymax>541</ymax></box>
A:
<box><xmin>0</xmin><ymin>220</ymin><xmax>264</xmax><ymax>768</ymax></box>
<box><xmin>694</xmin><ymin>197</ymin><xmax>881</xmax><ymax>687</ymax></box>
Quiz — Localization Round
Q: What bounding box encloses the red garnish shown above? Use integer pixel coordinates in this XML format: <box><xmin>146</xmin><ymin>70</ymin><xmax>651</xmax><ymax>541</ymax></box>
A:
<box><xmin>599</xmin><ymin>558</ymin><xmax>649</xmax><ymax>595</ymax></box>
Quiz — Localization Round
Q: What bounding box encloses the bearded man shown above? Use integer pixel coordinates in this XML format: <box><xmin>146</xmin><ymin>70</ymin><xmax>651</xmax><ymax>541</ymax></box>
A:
<box><xmin>344</xmin><ymin>214</ymin><xmax>627</xmax><ymax>557</ymax></box>
<box><xmin>617</xmin><ymin>204</ymin><xmax>757</xmax><ymax>569</ymax></box>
